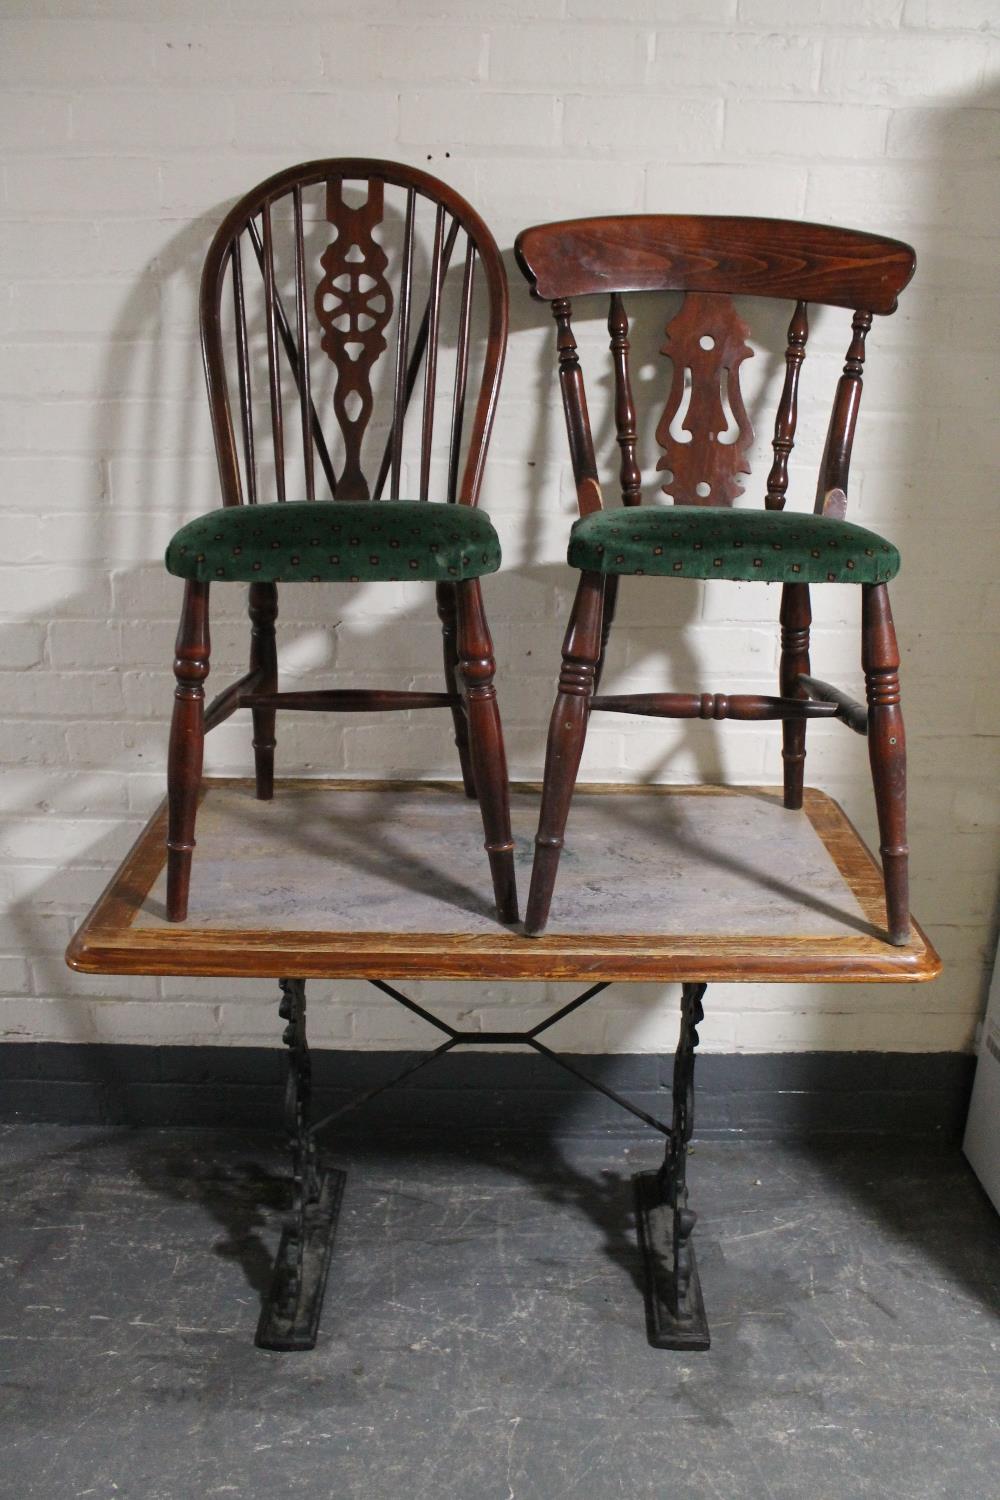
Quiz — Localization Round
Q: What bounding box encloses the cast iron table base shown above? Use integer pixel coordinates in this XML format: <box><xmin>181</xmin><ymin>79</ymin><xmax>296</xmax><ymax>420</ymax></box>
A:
<box><xmin>257</xmin><ymin>974</ymin><xmax>710</xmax><ymax>1353</ymax></box>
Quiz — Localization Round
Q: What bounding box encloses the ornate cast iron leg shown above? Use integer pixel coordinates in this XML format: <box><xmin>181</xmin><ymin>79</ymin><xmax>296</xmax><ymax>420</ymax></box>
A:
<box><xmin>243</xmin><ymin>974</ymin><xmax>714</xmax><ymax>1354</ymax></box>
<box><xmin>634</xmin><ymin>982</ymin><xmax>711</xmax><ymax>1351</ymax></box>
<box><xmin>256</xmin><ymin>978</ymin><xmax>346</xmax><ymax>1352</ymax></box>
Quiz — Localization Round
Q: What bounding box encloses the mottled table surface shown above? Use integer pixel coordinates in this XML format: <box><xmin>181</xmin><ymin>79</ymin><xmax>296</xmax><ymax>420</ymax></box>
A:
<box><xmin>67</xmin><ymin>781</ymin><xmax>940</xmax><ymax>984</ymax></box>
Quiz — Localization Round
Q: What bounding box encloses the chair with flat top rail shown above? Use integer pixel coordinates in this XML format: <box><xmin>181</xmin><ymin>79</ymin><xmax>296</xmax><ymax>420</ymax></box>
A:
<box><xmin>515</xmin><ymin>213</ymin><xmax>915</xmax><ymax>940</ymax></box>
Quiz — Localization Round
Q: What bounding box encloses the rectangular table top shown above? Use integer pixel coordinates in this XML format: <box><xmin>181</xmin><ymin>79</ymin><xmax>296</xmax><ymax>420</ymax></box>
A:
<box><xmin>66</xmin><ymin>780</ymin><xmax>940</xmax><ymax>984</ymax></box>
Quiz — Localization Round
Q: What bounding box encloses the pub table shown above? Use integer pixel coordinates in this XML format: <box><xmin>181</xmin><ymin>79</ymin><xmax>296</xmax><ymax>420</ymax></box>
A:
<box><xmin>67</xmin><ymin>780</ymin><xmax>940</xmax><ymax>1353</ymax></box>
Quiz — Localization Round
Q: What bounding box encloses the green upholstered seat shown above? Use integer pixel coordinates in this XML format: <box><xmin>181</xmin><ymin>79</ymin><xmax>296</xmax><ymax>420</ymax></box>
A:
<box><xmin>164</xmin><ymin>500</ymin><xmax>502</xmax><ymax>584</ymax></box>
<box><xmin>567</xmin><ymin>505</ymin><xmax>899</xmax><ymax>585</ymax></box>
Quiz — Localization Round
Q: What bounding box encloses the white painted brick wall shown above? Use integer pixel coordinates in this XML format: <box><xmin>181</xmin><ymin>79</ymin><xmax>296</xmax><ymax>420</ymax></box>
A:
<box><xmin>1</xmin><ymin>1</ymin><xmax>997</xmax><ymax>1057</ymax></box>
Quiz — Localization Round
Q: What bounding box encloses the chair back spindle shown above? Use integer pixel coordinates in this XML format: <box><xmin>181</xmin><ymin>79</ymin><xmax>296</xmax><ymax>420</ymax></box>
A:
<box><xmin>553</xmin><ymin>298</ymin><xmax>602</xmax><ymax>516</ymax></box>
<box><xmin>230</xmin><ymin>237</ymin><xmax>257</xmax><ymax>506</ymax></box>
<box><xmin>764</xmin><ymin>299</ymin><xmax>809</xmax><ymax>511</ymax></box>
<box><xmin>387</xmin><ymin>186</ymin><xmax>416</xmax><ymax>502</ymax></box>
<box><xmin>447</xmin><ymin>242</ymin><xmax>477</xmax><ymax>507</ymax></box>
<box><xmin>260</xmin><ymin>201</ymin><xmax>286</xmax><ymax>503</ymax></box>
<box><xmin>815</xmin><ymin>309</ymin><xmax>873</xmax><ymax>519</ymax></box>
<box><xmin>419</xmin><ymin>204</ymin><xmax>447</xmax><ymax>501</ymax></box>
<box><xmin>608</xmin><ymin>293</ymin><xmax>642</xmax><ymax>507</ymax></box>
<box><xmin>292</xmin><ymin>184</ymin><xmax>315</xmax><ymax>503</ymax></box>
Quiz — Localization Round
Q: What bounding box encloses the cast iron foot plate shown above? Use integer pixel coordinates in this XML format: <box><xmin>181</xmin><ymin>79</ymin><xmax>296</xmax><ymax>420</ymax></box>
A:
<box><xmin>256</xmin><ymin>1168</ymin><xmax>346</xmax><ymax>1351</ymax></box>
<box><xmin>634</xmin><ymin>1170</ymin><xmax>711</xmax><ymax>1352</ymax></box>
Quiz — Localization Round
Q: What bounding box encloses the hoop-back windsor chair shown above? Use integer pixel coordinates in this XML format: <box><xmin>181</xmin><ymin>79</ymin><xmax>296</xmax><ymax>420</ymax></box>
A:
<box><xmin>515</xmin><ymin>215</ymin><xmax>915</xmax><ymax>940</ymax></box>
<box><xmin>164</xmin><ymin>160</ymin><xmax>517</xmax><ymax>924</ymax></box>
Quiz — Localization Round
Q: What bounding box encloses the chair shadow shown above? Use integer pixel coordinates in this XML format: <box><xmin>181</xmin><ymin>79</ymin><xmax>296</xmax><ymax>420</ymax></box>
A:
<box><xmin>601</xmin><ymin>792</ymin><xmax>883</xmax><ymax>939</ymax></box>
<box><xmin>240</xmin><ymin>783</ymin><xmax>502</xmax><ymax>926</ymax></box>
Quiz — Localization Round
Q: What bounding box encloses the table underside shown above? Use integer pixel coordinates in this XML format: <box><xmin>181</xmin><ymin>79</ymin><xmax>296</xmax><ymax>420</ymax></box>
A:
<box><xmin>67</xmin><ymin>780</ymin><xmax>939</xmax><ymax>983</ymax></box>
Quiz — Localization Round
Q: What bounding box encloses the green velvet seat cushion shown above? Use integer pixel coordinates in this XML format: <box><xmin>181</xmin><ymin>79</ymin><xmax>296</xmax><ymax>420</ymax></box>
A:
<box><xmin>567</xmin><ymin>505</ymin><xmax>899</xmax><ymax>585</ymax></box>
<box><xmin>165</xmin><ymin>501</ymin><xmax>502</xmax><ymax>584</ymax></box>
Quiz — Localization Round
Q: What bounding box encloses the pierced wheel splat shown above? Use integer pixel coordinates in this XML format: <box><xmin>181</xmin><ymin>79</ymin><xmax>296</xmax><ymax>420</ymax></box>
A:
<box><xmin>315</xmin><ymin>178</ymin><xmax>394</xmax><ymax>499</ymax></box>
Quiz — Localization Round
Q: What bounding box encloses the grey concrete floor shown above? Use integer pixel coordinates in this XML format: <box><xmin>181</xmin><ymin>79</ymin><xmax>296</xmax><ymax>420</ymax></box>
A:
<box><xmin>1</xmin><ymin>1125</ymin><xmax>998</xmax><ymax>1500</ymax></box>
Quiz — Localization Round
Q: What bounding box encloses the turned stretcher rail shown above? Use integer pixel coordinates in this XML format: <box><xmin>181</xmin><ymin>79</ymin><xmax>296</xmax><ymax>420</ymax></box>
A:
<box><xmin>203</xmin><ymin>668</ymin><xmax>266</xmax><ymax>732</ymax></box>
<box><xmin>239</xmin><ymin>689</ymin><xmax>461</xmax><ymax>713</ymax></box>
<box><xmin>590</xmin><ymin>691</ymin><xmax>840</xmax><ymax>721</ymax></box>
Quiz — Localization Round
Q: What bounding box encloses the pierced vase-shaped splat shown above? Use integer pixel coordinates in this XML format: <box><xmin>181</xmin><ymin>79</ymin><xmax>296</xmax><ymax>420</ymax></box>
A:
<box><xmin>655</xmin><ymin>292</ymin><xmax>755</xmax><ymax>508</ymax></box>
<box><xmin>315</xmin><ymin>178</ymin><xmax>394</xmax><ymax>499</ymax></box>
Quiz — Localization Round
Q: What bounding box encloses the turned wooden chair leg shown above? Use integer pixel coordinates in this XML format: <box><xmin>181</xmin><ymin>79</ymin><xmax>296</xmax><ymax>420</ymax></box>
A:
<box><xmin>456</xmin><ymin>578</ymin><xmax>518</xmax><ymax>924</ymax></box>
<box><xmin>166</xmin><ymin>581</ymin><xmax>211</xmax><ymax>923</ymax></box>
<box><xmin>525</xmin><ymin>570</ymin><xmax>605</xmax><ymax>937</ymax></box>
<box><xmin>862</xmin><ymin>582</ymin><xmax>909</xmax><ymax>945</ymax></box>
<box><xmin>248</xmin><ymin>581</ymin><xmax>278</xmax><ymax>801</ymax></box>
<box><xmin>437</xmin><ymin>581</ymin><xmax>476</xmax><ymax>798</ymax></box>
<box><xmin>593</xmin><ymin>574</ymin><xmax>619</xmax><ymax>694</ymax></box>
<box><xmin>780</xmin><ymin>582</ymin><xmax>811</xmax><ymax>810</ymax></box>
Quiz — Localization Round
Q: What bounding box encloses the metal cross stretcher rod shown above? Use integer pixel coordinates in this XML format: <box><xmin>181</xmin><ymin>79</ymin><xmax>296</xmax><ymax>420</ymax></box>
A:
<box><xmin>260</xmin><ymin>974</ymin><xmax>708</xmax><ymax>1351</ymax></box>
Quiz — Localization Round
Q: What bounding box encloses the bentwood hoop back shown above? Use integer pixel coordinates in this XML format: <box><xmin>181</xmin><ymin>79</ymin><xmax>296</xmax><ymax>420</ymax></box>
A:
<box><xmin>164</xmin><ymin>160</ymin><xmax>517</xmax><ymax>924</ymax></box>
<box><xmin>515</xmin><ymin>214</ymin><xmax>915</xmax><ymax>940</ymax></box>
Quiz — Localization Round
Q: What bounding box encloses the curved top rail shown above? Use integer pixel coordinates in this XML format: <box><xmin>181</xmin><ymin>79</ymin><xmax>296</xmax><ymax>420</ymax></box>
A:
<box><xmin>200</xmin><ymin>158</ymin><xmax>508</xmax><ymax>509</ymax></box>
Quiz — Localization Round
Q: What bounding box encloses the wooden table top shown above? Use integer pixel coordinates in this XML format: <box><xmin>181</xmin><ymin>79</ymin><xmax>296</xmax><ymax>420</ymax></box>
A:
<box><xmin>66</xmin><ymin>779</ymin><xmax>940</xmax><ymax>985</ymax></box>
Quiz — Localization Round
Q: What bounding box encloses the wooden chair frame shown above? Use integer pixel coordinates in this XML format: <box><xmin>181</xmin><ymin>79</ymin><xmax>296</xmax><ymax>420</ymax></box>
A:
<box><xmin>166</xmin><ymin>160</ymin><xmax>517</xmax><ymax>925</ymax></box>
<box><xmin>515</xmin><ymin>214</ymin><xmax>916</xmax><ymax>942</ymax></box>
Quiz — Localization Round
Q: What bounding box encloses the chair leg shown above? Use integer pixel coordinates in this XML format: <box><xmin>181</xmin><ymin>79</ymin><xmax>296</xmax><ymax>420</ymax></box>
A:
<box><xmin>594</xmin><ymin>574</ymin><xmax>619</xmax><ymax>693</ymax></box>
<box><xmin>166</xmin><ymin>581</ymin><xmax>211</xmax><ymax>923</ymax></box>
<box><xmin>862</xmin><ymin>582</ymin><xmax>909</xmax><ymax>945</ymax></box>
<box><xmin>248</xmin><ymin>582</ymin><xmax>278</xmax><ymax>801</ymax></box>
<box><xmin>436</xmin><ymin>581</ymin><xmax>476</xmax><ymax>798</ymax></box>
<box><xmin>525</xmin><ymin>570</ymin><xmax>605</xmax><ymax>937</ymax></box>
<box><xmin>780</xmin><ymin>582</ymin><xmax>811</xmax><ymax>810</ymax></box>
<box><xmin>455</xmin><ymin>578</ymin><xmax>518</xmax><ymax>924</ymax></box>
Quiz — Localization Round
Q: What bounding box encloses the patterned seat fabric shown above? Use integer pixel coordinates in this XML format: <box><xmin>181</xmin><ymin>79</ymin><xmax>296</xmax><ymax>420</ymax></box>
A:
<box><xmin>567</xmin><ymin>505</ymin><xmax>899</xmax><ymax>585</ymax></box>
<box><xmin>165</xmin><ymin>500</ymin><xmax>502</xmax><ymax>584</ymax></box>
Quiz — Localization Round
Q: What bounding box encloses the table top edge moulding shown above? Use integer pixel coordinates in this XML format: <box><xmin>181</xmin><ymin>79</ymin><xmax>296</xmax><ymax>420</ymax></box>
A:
<box><xmin>65</xmin><ymin>779</ymin><xmax>941</xmax><ymax>984</ymax></box>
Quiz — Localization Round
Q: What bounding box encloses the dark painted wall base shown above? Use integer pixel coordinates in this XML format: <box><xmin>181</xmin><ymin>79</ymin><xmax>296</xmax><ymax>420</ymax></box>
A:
<box><xmin>0</xmin><ymin>1044</ymin><xmax>974</xmax><ymax>1141</ymax></box>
